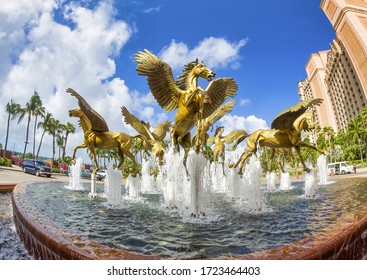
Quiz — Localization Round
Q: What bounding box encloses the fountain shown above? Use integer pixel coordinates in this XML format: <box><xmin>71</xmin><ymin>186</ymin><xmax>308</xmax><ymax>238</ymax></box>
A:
<box><xmin>279</xmin><ymin>172</ymin><xmax>292</xmax><ymax>190</ymax></box>
<box><xmin>104</xmin><ymin>165</ymin><xmax>123</xmax><ymax>208</ymax></box>
<box><xmin>65</xmin><ymin>158</ymin><xmax>83</xmax><ymax>191</ymax></box>
<box><xmin>266</xmin><ymin>172</ymin><xmax>276</xmax><ymax>191</ymax></box>
<box><xmin>7</xmin><ymin>52</ymin><xmax>367</xmax><ymax>260</ymax></box>
<box><xmin>317</xmin><ymin>154</ymin><xmax>329</xmax><ymax>185</ymax></box>
<box><xmin>141</xmin><ymin>158</ymin><xmax>156</xmax><ymax>194</ymax></box>
<box><xmin>10</xmin><ymin>173</ymin><xmax>367</xmax><ymax>259</ymax></box>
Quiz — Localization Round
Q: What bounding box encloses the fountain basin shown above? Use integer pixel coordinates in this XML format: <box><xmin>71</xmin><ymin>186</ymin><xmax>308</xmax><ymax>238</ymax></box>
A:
<box><xmin>12</xmin><ymin>179</ymin><xmax>367</xmax><ymax>259</ymax></box>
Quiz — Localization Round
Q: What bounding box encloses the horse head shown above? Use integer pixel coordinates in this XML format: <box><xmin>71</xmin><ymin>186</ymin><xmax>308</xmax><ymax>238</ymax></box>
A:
<box><xmin>151</xmin><ymin>141</ymin><xmax>166</xmax><ymax>165</ymax></box>
<box><xmin>193</xmin><ymin>59</ymin><xmax>216</xmax><ymax>81</ymax></box>
<box><xmin>302</xmin><ymin>111</ymin><xmax>316</xmax><ymax>131</ymax></box>
<box><xmin>68</xmin><ymin>108</ymin><xmax>82</xmax><ymax>118</ymax></box>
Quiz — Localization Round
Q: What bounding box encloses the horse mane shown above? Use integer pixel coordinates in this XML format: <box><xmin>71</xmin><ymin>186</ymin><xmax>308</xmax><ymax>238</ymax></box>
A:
<box><xmin>176</xmin><ymin>60</ymin><xmax>198</xmax><ymax>89</ymax></box>
<box><xmin>297</xmin><ymin>111</ymin><xmax>314</xmax><ymax>132</ymax></box>
<box><xmin>153</xmin><ymin>120</ymin><xmax>171</xmax><ymax>141</ymax></box>
<box><xmin>214</xmin><ymin>126</ymin><xmax>224</xmax><ymax>137</ymax></box>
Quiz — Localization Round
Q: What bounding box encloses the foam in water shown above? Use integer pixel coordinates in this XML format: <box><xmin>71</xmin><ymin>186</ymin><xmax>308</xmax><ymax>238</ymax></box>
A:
<box><xmin>65</xmin><ymin>158</ymin><xmax>84</xmax><ymax>191</ymax></box>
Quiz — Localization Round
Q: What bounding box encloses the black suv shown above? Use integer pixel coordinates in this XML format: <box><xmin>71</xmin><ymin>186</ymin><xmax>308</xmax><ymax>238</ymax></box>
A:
<box><xmin>22</xmin><ymin>158</ymin><xmax>52</xmax><ymax>177</ymax></box>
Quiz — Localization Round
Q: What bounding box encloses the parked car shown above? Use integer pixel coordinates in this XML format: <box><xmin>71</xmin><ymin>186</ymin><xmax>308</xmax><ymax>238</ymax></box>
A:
<box><xmin>22</xmin><ymin>158</ymin><xmax>52</xmax><ymax>177</ymax></box>
<box><xmin>80</xmin><ymin>169</ymin><xmax>103</xmax><ymax>181</ymax></box>
<box><xmin>327</xmin><ymin>161</ymin><xmax>353</xmax><ymax>175</ymax></box>
<box><xmin>97</xmin><ymin>169</ymin><xmax>106</xmax><ymax>179</ymax></box>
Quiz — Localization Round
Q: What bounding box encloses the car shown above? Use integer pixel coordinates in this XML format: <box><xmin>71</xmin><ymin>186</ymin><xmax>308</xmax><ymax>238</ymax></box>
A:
<box><xmin>96</xmin><ymin>169</ymin><xmax>106</xmax><ymax>179</ymax></box>
<box><xmin>80</xmin><ymin>169</ymin><xmax>103</xmax><ymax>181</ymax></box>
<box><xmin>22</xmin><ymin>158</ymin><xmax>52</xmax><ymax>177</ymax></box>
<box><xmin>327</xmin><ymin>161</ymin><xmax>353</xmax><ymax>175</ymax></box>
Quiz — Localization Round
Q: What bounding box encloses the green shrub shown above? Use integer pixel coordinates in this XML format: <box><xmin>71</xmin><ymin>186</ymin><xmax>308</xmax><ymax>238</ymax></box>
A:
<box><xmin>0</xmin><ymin>157</ymin><xmax>12</xmax><ymax>167</ymax></box>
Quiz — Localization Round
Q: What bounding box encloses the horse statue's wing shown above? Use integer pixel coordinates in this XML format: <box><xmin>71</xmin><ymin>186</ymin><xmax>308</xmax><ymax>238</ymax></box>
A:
<box><xmin>121</xmin><ymin>106</ymin><xmax>154</xmax><ymax>140</ymax></box>
<box><xmin>152</xmin><ymin>120</ymin><xmax>172</xmax><ymax>141</ymax></box>
<box><xmin>206</xmin><ymin>136</ymin><xmax>215</xmax><ymax>146</ymax></box>
<box><xmin>66</xmin><ymin>88</ymin><xmax>109</xmax><ymax>133</ymax></box>
<box><xmin>271</xmin><ymin>98</ymin><xmax>323</xmax><ymax>130</ymax></box>
<box><xmin>223</xmin><ymin>130</ymin><xmax>249</xmax><ymax>151</ymax></box>
<box><xmin>205</xmin><ymin>99</ymin><xmax>236</xmax><ymax>126</ymax></box>
<box><xmin>202</xmin><ymin>78</ymin><xmax>238</xmax><ymax>119</ymax></box>
<box><xmin>134</xmin><ymin>49</ymin><xmax>183</xmax><ymax>112</ymax></box>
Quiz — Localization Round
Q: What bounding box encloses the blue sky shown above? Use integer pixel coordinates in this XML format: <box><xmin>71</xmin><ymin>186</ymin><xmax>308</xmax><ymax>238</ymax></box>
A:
<box><xmin>0</xmin><ymin>0</ymin><xmax>335</xmax><ymax>160</ymax></box>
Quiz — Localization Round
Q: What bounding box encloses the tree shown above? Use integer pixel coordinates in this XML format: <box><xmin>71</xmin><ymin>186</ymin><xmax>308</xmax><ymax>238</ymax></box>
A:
<box><xmin>346</xmin><ymin>117</ymin><xmax>363</xmax><ymax>145</ymax></box>
<box><xmin>18</xmin><ymin>91</ymin><xmax>44</xmax><ymax>158</ymax></box>
<box><xmin>3</xmin><ymin>100</ymin><xmax>22</xmax><ymax>158</ymax></box>
<box><xmin>36</xmin><ymin>112</ymin><xmax>54</xmax><ymax>159</ymax></box>
<box><xmin>48</xmin><ymin>119</ymin><xmax>63</xmax><ymax>168</ymax></box>
<box><xmin>62</xmin><ymin>122</ymin><xmax>76</xmax><ymax>161</ymax></box>
<box><xmin>31</xmin><ymin>93</ymin><xmax>45</xmax><ymax>157</ymax></box>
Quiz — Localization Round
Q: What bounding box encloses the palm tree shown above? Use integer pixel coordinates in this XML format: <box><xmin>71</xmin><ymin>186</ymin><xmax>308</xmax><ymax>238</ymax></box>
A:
<box><xmin>322</xmin><ymin>126</ymin><xmax>335</xmax><ymax>162</ymax></box>
<box><xmin>3</xmin><ymin>100</ymin><xmax>22</xmax><ymax>158</ymax></box>
<box><xmin>62</xmin><ymin>122</ymin><xmax>76</xmax><ymax>161</ymax></box>
<box><xmin>56</xmin><ymin>133</ymin><xmax>64</xmax><ymax>164</ymax></box>
<box><xmin>48</xmin><ymin>119</ymin><xmax>63</xmax><ymax>168</ymax></box>
<box><xmin>36</xmin><ymin>112</ymin><xmax>54</xmax><ymax>159</ymax></box>
<box><xmin>32</xmin><ymin>93</ymin><xmax>45</xmax><ymax>157</ymax></box>
<box><xmin>18</xmin><ymin>91</ymin><xmax>44</xmax><ymax>158</ymax></box>
<box><xmin>346</xmin><ymin>117</ymin><xmax>363</xmax><ymax>145</ymax></box>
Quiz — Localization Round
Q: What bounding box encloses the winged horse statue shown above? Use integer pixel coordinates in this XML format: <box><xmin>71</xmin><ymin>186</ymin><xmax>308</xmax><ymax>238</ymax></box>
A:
<box><xmin>134</xmin><ymin>49</ymin><xmax>237</xmax><ymax>172</ymax></box>
<box><xmin>121</xmin><ymin>106</ymin><xmax>171</xmax><ymax>166</ymax></box>
<box><xmin>192</xmin><ymin>99</ymin><xmax>236</xmax><ymax>151</ymax></box>
<box><xmin>230</xmin><ymin>98</ymin><xmax>325</xmax><ymax>174</ymax></box>
<box><xmin>67</xmin><ymin>88</ymin><xmax>138</xmax><ymax>175</ymax></box>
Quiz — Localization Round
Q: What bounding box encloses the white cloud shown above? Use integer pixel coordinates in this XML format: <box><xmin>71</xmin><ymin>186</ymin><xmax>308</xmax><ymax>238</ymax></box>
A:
<box><xmin>160</xmin><ymin>37</ymin><xmax>248</xmax><ymax>70</ymax></box>
<box><xmin>219</xmin><ymin>114</ymin><xmax>268</xmax><ymax>135</ymax></box>
<box><xmin>0</xmin><ymin>1</ymin><xmax>248</xmax><ymax>165</ymax></box>
<box><xmin>0</xmin><ymin>1</ymin><xmax>134</xmax><ymax>162</ymax></box>
<box><xmin>143</xmin><ymin>5</ymin><xmax>161</xmax><ymax>14</ymax></box>
<box><xmin>240</xmin><ymin>98</ymin><xmax>250</xmax><ymax>106</ymax></box>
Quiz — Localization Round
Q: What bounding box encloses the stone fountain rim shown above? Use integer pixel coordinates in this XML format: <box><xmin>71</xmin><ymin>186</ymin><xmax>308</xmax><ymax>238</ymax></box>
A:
<box><xmin>11</xmin><ymin>180</ymin><xmax>367</xmax><ymax>260</ymax></box>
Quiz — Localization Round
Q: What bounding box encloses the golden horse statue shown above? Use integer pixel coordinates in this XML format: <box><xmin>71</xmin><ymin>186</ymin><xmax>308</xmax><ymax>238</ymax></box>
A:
<box><xmin>230</xmin><ymin>98</ymin><xmax>325</xmax><ymax>174</ymax></box>
<box><xmin>207</xmin><ymin>127</ymin><xmax>249</xmax><ymax>174</ymax></box>
<box><xmin>193</xmin><ymin>99</ymin><xmax>236</xmax><ymax>151</ymax></box>
<box><xmin>121</xmin><ymin>106</ymin><xmax>171</xmax><ymax>165</ymax></box>
<box><xmin>134</xmin><ymin>49</ymin><xmax>237</xmax><ymax>172</ymax></box>
<box><xmin>67</xmin><ymin>88</ymin><xmax>138</xmax><ymax>175</ymax></box>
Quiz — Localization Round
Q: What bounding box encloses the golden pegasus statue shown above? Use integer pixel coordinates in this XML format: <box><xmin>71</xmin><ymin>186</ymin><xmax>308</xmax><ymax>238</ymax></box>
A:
<box><xmin>207</xmin><ymin>129</ymin><xmax>249</xmax><ymax>151</ymax></box>
<box><xmin>67</xmin><ymin>88</ymin><xmax>138</xmax><ymax>175</ymax></box>
<box><xmin>230</xmin><ymin>98</ymin><xmax>325</xmax><ymax>174</ymax></box>
<box><xmin>121</xmin><ymin>106</ymin><xmax>171</xmax><ymax>165</ymax></box>
<box><xmin>134</xmin><ymin>49</ymin><xmax>238</xmax><ymax>171</ymax></box>
<box><xmin>192</xmin><ymin>99</ymin><xmax>236</xmax><ymax>151</ymax></box>
<box><xmin>206</xmin><ymin>127</ymin><xmax>249</xmax><ymax>174</ymax></box>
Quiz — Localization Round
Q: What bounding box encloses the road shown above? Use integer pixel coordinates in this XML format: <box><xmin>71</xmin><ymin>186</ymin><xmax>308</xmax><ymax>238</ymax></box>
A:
<box><xmin>0</xmin><ymin>164</ymin><xmax>102</xmax><ymax>185</ymax></box>
<box><xmin>1</xmin><ymin>164</ymin><xmax>367</xmax><ymax>185</ymax></box>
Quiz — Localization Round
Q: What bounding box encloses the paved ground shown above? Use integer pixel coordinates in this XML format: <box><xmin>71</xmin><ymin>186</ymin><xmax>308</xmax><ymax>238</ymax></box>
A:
<box><xmin>0</xmin><ymin>164</ymin><xmax>101</xmax><ymax>185</ymax></box>
<box><xmin>1</xmin><ymin>164</ymin><xmax>367</xmax><ymax>185</ymax></box>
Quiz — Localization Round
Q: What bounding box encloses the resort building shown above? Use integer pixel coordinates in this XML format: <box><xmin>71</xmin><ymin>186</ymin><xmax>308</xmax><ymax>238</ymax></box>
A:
<box><xmin>299</xmin><ymin>0</ymin><xmax>367</xmax><ymax>132</ymax></box>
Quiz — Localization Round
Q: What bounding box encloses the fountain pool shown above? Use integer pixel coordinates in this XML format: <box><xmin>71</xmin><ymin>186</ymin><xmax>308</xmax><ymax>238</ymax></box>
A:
<box><xmin>11</xmin><ymin>178</ymin><xmax>367</xmax><ymax>259</ymax></box>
